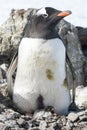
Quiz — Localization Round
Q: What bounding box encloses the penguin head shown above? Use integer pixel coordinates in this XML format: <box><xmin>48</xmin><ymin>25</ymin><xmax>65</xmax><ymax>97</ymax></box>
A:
<box><xmin>25</xmin><ymin>7</ymin><xmax>71</xmax><ymax>39</ymax></box>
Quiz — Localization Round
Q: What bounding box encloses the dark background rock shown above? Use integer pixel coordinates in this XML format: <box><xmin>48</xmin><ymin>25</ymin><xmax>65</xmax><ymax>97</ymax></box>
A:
<box><xmin>57</xmin><ymin>20</ymin><xmax>85</xmax><ymax>87</ymax></box>
<box><xmin>76</xmin><ymin>26</ymin><xmax>87</xmax><ymax>57</ymax></box>
<box><xmin>76</xmin><ymin>26</ymin><xmax>87</xmax><ymax>85</ymax></box>
<box><xmin>0</xmin><ymin>8</ymin><xmax>86</xmax><ymax>86</ymax></box>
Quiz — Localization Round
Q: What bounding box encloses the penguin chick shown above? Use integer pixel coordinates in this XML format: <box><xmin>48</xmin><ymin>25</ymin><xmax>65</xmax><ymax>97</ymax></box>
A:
<box><xmin>12</xmin><ymin>7</ymin><xmax>71</xmax><ymax>115</ymax></box>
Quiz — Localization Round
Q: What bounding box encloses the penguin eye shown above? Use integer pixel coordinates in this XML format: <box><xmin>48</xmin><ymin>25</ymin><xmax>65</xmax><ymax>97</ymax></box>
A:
<box><xmin>37</xmin><ymin>8</ymin><xmax>48</xmax><ymax>18</ymax></box>
<box><xmin>42</xmin><ymin>13</ymin><xmax>48</xmax><ymax>18</ymax></box>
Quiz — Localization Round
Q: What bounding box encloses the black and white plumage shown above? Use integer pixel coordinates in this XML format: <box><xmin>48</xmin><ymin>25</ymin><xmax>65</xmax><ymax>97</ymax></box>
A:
<box><xmin>7</xmin><ymin>7</ymin><xmax>72</xmax><ymax>115</ymax></box>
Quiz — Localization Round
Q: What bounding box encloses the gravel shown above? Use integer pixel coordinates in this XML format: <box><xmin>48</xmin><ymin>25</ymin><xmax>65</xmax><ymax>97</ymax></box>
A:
<box><xmin>0</xmin><ymin>83</ymin><xmax>87</xmax><ymax>130</ymax></box>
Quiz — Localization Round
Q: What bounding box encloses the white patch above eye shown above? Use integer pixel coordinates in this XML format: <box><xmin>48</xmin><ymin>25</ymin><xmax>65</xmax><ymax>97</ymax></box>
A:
<box><xmin>37</xmin><ymin>8</ymin><xmax>48</xmax><ymax>16</ymax></box>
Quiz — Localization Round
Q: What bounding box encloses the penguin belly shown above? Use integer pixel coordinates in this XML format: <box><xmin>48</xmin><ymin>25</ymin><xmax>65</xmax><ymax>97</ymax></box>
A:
<box><xmin>13</xmin><ymin>38</ymin><xmax>70</xmax><ymax>115</ymax></box>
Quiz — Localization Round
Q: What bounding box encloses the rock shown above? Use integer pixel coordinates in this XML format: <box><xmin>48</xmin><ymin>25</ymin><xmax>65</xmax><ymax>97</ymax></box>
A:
<box><xmin>79</xmin><ymin>115</ymin><xmax>87</xmax><ymax>121</ymax></box>
<box><xmin>77</xmin><ymin>111</ymin><xmax>86</xmax><ymax>116</ymax></box>
<box><xmin>1</xmin><ymin>126</ymin><xmax>11</xmax><ymax>130</ymax></box>
<box><xmin>0</xmin><ymin>122</ymin><xmax>6</xmax><ymax>129</ymax></box>
<box><xmin>4</xmin><ymin>109</ymin><xmax>19</xmax><ymax>120</ymax></box>
<box><xmin>21</xmin><ymin>121</ymin><xmax>29</xmax><ymax>129</ymax></box>
<box><xmin>5</xmin><ymin>120</ymin><xmax>18</xmax><ymax>128</ymax></box>
<box><xmin>31</xmin><ymin>120</ymin><xmax>40</xmax><ymax>127</ymax></box>
<box><xmin>57</xmin><ymin>20</ymin><xmax>85</xmax><ymax>86</ymax></box>
<box><xmin>42</xmin><ymin>112</ymin><xmax>52</xmax><ymax>119</ymax></box>
<box><xmin>67</xmin><ymin>112</ymin><xmax>79</xmax><ymax>122</ymax></box>
<box><xmin>76</xmin><ymin>27</ymin><xmax>87</xmax><ymax>86</ymax></box>
<box><xmin>17</xmin><ymin>118</ymin><xmax>25</xmax><ymax>126</ymax></box>
<box><xmin>33</xmin><ymin>110</ymin><xmax>45</xmax><ymax>119</ymax></box>
<box><xmin>76</xmin><ymin>27</ymin><xmax>87</xmax><ymax>56</ymax></box>
<box><xmin>53</xmin><ymin>123</ymin><xmax>61</xmax><ymax>130</ymax></box>
<box><xmin>33</xmin><ymin>110</ymin><xmax>52</xmax><ymax>120</ymax></box>
<box><xmin>0</xmin><ymin>8</ymin><xmax>34</xmax><ymax>63</ymax></box>
<box><xmin>21</xmin><ymin>114</ymin><xmax>32</xmax><ymax>121</ymax></box>
<box><xmin>75</xmin><ymin>86</ymin><xmax>87</xmax><ymax>107</ymax></box>
<box><xmin>46</xmin><ymin>127</ymin><xmax>54</xmax><ymax>130</ymax></box>
<box><xmin>30</xmin><ymin>128</ymin><xmax>40</xmax><ymax>130</ymax></box>
<box><xmin>64</xmin><ymin>120</ymin><xmax>73</xmax><ymax>130</ymax></box>
<box><xmin>11</xmin><ymin>112</ymin><xmax>21</xmax><ymax>119</ymax></box>
<box><xmin>12</xmin><ymin>129</ymin><xmax>25</xmax><ymax>130</ymax></box>
<box><xmin>0</xmin><ymin>114</ymin><xmax>7</xmax><ymax>122</ymax></box>
<box><xmin>39</xmin><ymin>121</ymin><xmax>47</xmax><ymax>130</ymax></box>
<box><xmin>17</xmin><ymin>118</ymin><xmax>29</xmax><ymax>129</ymax></box>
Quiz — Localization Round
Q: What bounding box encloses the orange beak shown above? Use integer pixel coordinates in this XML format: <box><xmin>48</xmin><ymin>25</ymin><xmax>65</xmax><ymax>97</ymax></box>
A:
<box><xmin>57</xmin><ymin>10</ymin><xmax>72</xmax><ymax>17</ymax></box>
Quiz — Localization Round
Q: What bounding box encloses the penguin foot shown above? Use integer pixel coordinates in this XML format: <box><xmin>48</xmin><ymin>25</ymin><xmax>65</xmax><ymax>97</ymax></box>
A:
<box><xmin>37</xmin><ymin>95</ymin><xmax>45</xmax><ymax>110</ymax></box>
<box><xmin>69</xmin><ymin>102</ymin><xmax>78</xmax><ymax>112</ymax></box>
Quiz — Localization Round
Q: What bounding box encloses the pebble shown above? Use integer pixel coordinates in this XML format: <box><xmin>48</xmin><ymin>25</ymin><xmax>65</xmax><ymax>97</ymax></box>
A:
<box><xmin>31</xmin><ymin>120</ymin><xmax>40</xmax><ymax>127</ymax></box>
<box><xmin>39</xmin><ymin>121</ymin><xmax>47</xmax><ymax>130</ymax></box>
<box><xmin>46</xmin><ymin>127</ymin><xmax>54</xmax><ymax>130</ymax></box>
<box><xmin>21</xmin><ymin>121</ymin><xmax>29</xmax><ymax>129</ymax></box>
<box><xmin>66</xmin><ymin>120</ymin><xmax>73</xmax><ymax>129</ymax></box>
<box><xmin>43</xmin><ymin>112</ymin><xmax>52</xmax><ymax>119</ymax></box>
<box><xmin>33</xmin><ymin>110</ymin><xmax>45</xmax><ymax>119</ymax></box>
<box><xmin>67</xmin><ymin>112</ymin><xmax>79</xmax><ymax>122</ymax></box>
<box><xmin>0</xmin><ymin>122</ymin><xmax>6</xmax><ymax>129</ymax></box>
<box><xmin>17</xmin><ymin>118</ymin><xmax>25</xmax><ymax>126</ymax></box>
<box><xmin>77</xmin><ymin>111</ymin><xmax>85</xmax><ymax>116</ymax></box>
<box><xmin>76</xmin><ymin>86</ymin><xmax>87</xmax><ymax>107</ymax></box>
<box><xmin>30</xmin><ymin>128</ymin><xmax>40</xmax><ymax>130</ymax></box>
<box><xmin>53</xmin><ymin>123</ymin><xmax>61</xmax><ymax>130</ymax></box>
<box><xmin>79</xmin><ymin>115</ymin><xmax>87</xmax><ymax>121</ymax></box>
<box><xmin>0</xmin><ymin>114</ymin><xmax>7</xmax><ymax>122</ymax></box>
<box><xmin>5</xmin><ymin>120</ymin><xmax>18</xmax><ymax>128</ymax></box>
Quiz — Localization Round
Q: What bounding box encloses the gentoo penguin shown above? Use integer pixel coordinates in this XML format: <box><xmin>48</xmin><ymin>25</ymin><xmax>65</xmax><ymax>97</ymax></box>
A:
<box><xmin>7</xmin><ymin>7</ymin><xmax>72</xmax><ymax>115</ymax></box>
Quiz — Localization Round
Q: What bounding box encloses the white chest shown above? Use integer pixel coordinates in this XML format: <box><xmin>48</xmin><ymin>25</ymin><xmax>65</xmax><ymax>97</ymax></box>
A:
<box><xmin>13</xmin><ymin>38</ymin><xmax>70</xmax><ymax>115</ymax></box>
<box><xmin>15</xmin><ymin>38</ymin><xmax>66</xmax><ymax>86</ymax></box>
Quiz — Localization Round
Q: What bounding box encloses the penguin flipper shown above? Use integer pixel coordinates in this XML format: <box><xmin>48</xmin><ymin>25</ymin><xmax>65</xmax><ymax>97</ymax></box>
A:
<box><xmin>7</xmin><ymin>53</ymin><xmax>18</xmax><ymax>97</ymax></box>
